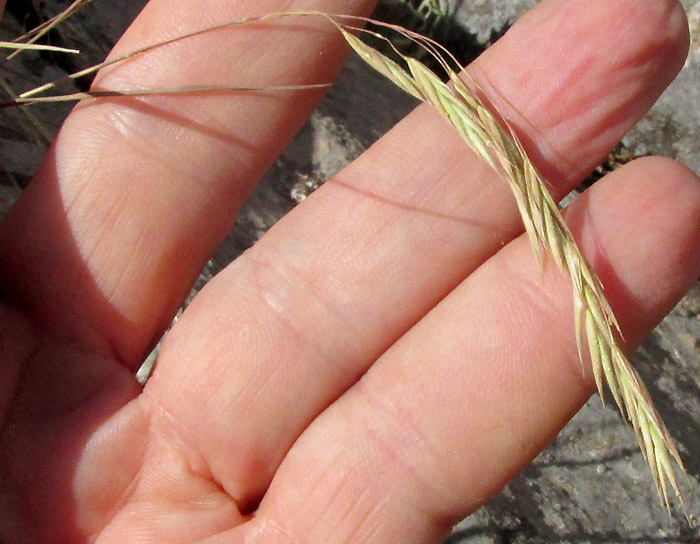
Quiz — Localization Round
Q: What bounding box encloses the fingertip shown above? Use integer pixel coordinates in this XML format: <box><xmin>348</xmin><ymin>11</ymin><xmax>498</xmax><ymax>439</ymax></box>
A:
<box><xmin>630</xmin><ymin>0</ymin><xmax>691</xmax><ymax>96</ymax></box>
<box><xmin>630</xmin><ymin>155</ymin><xmax>700</xmax><ymax>200</ymax></box>
<box><xmin>572</xmin><ymin>155</ymin><xmax>700</xmax><ymax>347</ymax></box>
<box><xmin>665</xmin><ymin>0</ymin><xmax>691</xmax><ymax>66</ymax></box>
<box><xmin>473</xmin><ymin>0</ymin><xmax>691</xmax><ymax>185</ymax></box>
<box><xmin>619</xmin><ymin>0</ymin><xmax>690</xmax><ymax>65</ymax></box>
<box><xmin>633</xmin><ymin>155</ymin><xmax>700</xmax><ymax>285</ymax></box>
<box><xmin>601</xmin><ymin>155</ymin><xmax>700</xmax><ymax>278</ymax></box>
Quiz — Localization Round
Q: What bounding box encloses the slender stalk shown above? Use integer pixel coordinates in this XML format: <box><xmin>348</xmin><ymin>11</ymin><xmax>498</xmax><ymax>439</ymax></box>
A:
<box><xmin>2</xmin><ymin>0</ymin><xmax>93</xmax><ymax>64</ymax></box>
<box><xmin>0</xmin><ymin>42</ymin><xmax>78</xmax><ymax>54</ymax></box>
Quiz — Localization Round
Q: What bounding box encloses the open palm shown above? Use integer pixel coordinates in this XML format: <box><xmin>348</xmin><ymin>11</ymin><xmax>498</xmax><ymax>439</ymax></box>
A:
<box><xmin>1</xmin><ymin>0</ymin><xmax>699</xmax><ymax>542</ymax></box>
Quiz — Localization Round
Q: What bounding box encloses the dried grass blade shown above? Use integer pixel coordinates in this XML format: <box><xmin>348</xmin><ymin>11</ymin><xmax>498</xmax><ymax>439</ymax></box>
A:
<box><xmin>1</xmin><ymin>83</ymin><xmax>331</xmax><ymax>108</ymax></box>
<box><xmin>0</xmin><ymin>42</ymin><xmax>79</xmax><ymax>54</ymax></box>
<box><xmin>2</xmin><ymin>0</ymin><xmax>92</xmax><ymax>64</ymax></box>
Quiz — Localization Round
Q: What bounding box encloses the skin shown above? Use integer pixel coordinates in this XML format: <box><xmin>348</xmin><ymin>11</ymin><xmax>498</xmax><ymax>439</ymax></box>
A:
<box><xmin>0</xmin><ymin>0</ymin><xmax>699</xmax><ymax>542</ymax></box>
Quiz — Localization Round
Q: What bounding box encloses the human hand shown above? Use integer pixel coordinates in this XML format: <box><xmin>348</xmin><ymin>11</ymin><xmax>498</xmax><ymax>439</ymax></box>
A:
<box><xmin>1</xmin><ymin>0</ymin><xmax>698</xmax><ymax>542</ymax></box>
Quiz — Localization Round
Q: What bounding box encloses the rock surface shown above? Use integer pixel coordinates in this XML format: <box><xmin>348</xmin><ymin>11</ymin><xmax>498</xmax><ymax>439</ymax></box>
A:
<box><xmin>1</xmin><ymin>0</ymin><xmax>699</xmax><ymax>541</ymax></box>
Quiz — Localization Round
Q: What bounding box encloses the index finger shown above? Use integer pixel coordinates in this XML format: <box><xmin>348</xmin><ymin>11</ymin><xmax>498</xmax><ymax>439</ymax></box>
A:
<box><xmin>0</xmin><ymin>0</ymin><xmax>377</xmax><ymax>364</ymax></box>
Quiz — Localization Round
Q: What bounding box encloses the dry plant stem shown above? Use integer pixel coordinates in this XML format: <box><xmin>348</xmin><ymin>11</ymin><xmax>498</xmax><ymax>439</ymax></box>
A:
<box><xmin>5</xmin><ymin>83</ymin><xmax>330</xmax><ymax>106</ymax></box>
<box><xmin>6</xmin><ymin>11</ymin><xmax>433</xmax><ymax>104</ymax></box>
<box><xmin>0</xmin><ymin>42</ymin><xmax>78</xmax><ymax>54</ymax></box>
<box><xmin>2</xmin><ymin>0</ymin><xmax>92</xmax><ymax>64</ymax></box>
<box><xmin>6</xmin><ymin>10</ymin><xmax>687</xmax><ymax>513</ymax></box>
<box><xmin>13</xmin><ymin>10</ymin><xmax>328</xmax><ymax>102</ymax></box>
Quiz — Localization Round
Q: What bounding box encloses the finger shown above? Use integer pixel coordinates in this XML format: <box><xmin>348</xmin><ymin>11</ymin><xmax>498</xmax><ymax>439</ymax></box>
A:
<box><xmin>0</xmin><ymin>0</ymin><xmax>377</xmax><ymax>364</ymax></box>
<box><xmin>145</xmin><ymin>0</ymin><xmax>690</xmax><ymax>510</ymax></box>
<box><xmin>235</xmin><ymin>157</ymin><xmax>700</xmax><ymax>544</ymax></box>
